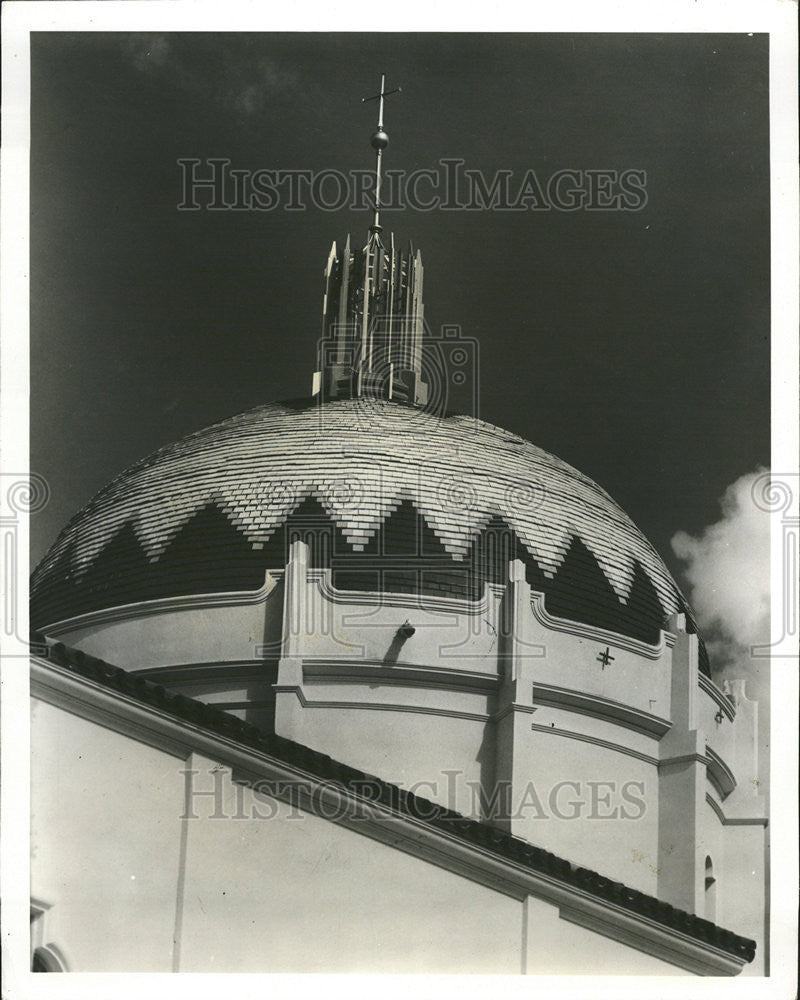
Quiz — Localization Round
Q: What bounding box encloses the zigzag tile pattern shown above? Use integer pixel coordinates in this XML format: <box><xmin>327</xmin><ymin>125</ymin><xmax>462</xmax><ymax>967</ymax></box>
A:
<box><xmin>31</xmin><ymin>397</ymin><xmax>703</xmax><ymax>664</ymax></box>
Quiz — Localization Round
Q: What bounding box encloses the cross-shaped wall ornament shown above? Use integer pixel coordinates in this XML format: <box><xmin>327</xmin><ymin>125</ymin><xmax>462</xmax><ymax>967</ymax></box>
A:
<box><xmin>597</xmin><ymin>647</ymin><xmax>615</xmax><ymax>669</ymax></box>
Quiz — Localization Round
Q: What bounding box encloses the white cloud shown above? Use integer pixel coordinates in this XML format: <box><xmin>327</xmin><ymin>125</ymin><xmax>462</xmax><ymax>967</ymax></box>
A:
<box><xmin>671</xmin><ymin>467</ymin><xmax>770</xmax><ymax>692</ymax></box>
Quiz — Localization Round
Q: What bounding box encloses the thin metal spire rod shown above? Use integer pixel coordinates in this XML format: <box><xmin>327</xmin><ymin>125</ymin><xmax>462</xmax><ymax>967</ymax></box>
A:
<box><xmin>362</xmin><ymin>74</ymin><xmax>401</xmax><ymax>234</ymax></box>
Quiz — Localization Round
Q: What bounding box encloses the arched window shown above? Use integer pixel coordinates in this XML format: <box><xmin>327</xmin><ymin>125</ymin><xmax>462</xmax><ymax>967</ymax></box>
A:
<box><xmin>704</xmin><ymin>855</ymin><xmax>717</xmax><ymax>922</ymax></box>
<box><xmin>32</xmin><ymin>948</ymin><xmax>58</xmax><ymax>972</ymax></box>
<box><xmin>30</xmin><ymin>900</ymin><xmax>68</xmax><ymax>972</ymax></box>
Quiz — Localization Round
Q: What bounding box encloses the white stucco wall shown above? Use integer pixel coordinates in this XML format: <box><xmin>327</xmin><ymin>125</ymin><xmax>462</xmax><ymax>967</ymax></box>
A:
<box><xmin>30</xmin><ymin>699</ymin><xmax>185</xmax><ymax>972</ymax></box>
<box><xmin>30</xmin><ymin>697</ymin><xmax>704</xmax><ymax>975</ymax></box>
<box><xmin>35</xmin><ymin>569</ymin><xmax>765</xmax><ymax>976</ymax></box>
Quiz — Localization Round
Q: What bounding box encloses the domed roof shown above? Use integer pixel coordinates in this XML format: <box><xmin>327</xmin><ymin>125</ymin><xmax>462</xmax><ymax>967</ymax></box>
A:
<box><xmin>32</xmin><ymin>397</ymin><xmax>702</xmax><ymax>660</ymax></box>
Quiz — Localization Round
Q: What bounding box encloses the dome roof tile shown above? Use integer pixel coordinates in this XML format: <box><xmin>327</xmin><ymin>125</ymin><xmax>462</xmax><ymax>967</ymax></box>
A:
<box><xmin>32</xmin><ymin>398</ymin><xmax>698</xmax><ymax>655</ymax></box>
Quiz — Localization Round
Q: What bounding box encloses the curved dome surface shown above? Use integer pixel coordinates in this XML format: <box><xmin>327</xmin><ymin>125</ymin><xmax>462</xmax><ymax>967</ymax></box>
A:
<box><xmin>32</xmin><ymin>397</ymin><xmax>700</xmax><ymax>657</ymax></box>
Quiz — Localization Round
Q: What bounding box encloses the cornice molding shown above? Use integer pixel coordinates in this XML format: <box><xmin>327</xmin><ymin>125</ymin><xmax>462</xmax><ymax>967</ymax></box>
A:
<box><xmin>129</xmin><ymin>659</ymin><xmax>271</xmax><ymax>682</ymax></box>
<box><xmin>658</xmin><ymin>751</ymin><xmax>737</xmax><ymax>802</ymax></box>
<box><xmin>659</xmin><ymin>752</ymin><xmax>707</xmax><ymax>768</ymax></box>
<box><xmin>312</xmin><ymin>569</ymin><xmax>503</xmax><ymax>616</ymax></box>
<box><xmin>529</xmin><ymin>592</ymin><xmax>672</xmax><ymax>660</ymax></box>
<box><xmin>705</xmin><ymin>745</ymin><xmax>737</xmax><ymax>800</ymax></box>
<box><xmin>705</xmin><ymin>793</ymin><xmax>768</xmax><ymax>827</ymax></box>
<box><xmin>699</xmin><ymin>672</ymin><xmax>737</xmax><ymax>721</ymax></box>
<box><xmin>302</xmin><ymin>657</ymin><xmax>499</xmax><ymax>692</ymax></box>
<box><xmin>556</xmin><ymin>894</ymin><xmax>743</xmax><ymax>976</ymax></box>
<box><xmin>531</xmin><ymin>682</ymin><xmax>672</xmax><ymax>738</ymax></box>
<box><xmin>493</xmin><ymin>702</ymin><xmax>538</xmax><ymax>724</ymax></box>
<box><xmin>40</xmin><ymin>571</ymin><xmax>284</xmax><ymax>636</ymax></box>
<box><xmin>274</xmin><ymin>683</ymin><xmax>491</xmax><ymax>724</ymax></box>
<box><xmin>530</xmin><ymin>722</ymin><xmax>659</xmax><ymax>767</ymax></box>
<box><xmin>204</xmin><ymin>699</ymin><xmax>276</xmax><ymax>712</ymax></box>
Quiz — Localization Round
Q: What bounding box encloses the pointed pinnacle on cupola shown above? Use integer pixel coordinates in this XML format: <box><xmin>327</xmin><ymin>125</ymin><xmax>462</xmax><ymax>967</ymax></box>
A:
<box><xmin>312</xmin><ymin>76</ymin><xmax>428</xmax><ymax>410</ymax></box>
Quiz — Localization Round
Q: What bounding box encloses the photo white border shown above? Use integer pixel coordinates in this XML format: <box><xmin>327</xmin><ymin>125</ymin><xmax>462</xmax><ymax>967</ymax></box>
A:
<box><xmin>1</xmin><ymin>2</ymin><xmax>797</xmax><ymax>998</ymax></box>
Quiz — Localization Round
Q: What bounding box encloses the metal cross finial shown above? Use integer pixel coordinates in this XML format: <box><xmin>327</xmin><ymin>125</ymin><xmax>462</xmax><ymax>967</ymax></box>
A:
<box><xmin>597</xmin><ymin>647</ymin><xmax>615</xmax><ymax>669</ymax></box>
<box><xmin>361</xmin><ymin>74</ymin><xmax>402</xmax><ymax>129</ymax></box>
<box><xmin>361</xmin><ymin>74</ymin><xmax>401</xmax><ymax>235</ymax></box>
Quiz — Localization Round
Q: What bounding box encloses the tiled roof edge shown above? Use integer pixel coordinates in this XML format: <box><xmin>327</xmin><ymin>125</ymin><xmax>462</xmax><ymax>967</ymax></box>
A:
<box><xmin>30</xmin><ymin>632</ymin><xmax>754</xmax><ymax>965</ymax></box>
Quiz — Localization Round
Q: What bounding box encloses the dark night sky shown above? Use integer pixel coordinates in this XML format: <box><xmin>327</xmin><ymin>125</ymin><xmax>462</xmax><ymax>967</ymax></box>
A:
<box><xmin>30</xmin><ymin>32</ymin><xmax>770</xmax><ymax>585</ymax></box>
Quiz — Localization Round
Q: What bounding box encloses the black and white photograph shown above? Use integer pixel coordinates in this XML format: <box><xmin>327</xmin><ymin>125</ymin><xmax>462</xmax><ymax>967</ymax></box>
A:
<box><xmin>1</xmin><ymin>1</ymin><xmax>797</xmax><ymax>994</ymax></box>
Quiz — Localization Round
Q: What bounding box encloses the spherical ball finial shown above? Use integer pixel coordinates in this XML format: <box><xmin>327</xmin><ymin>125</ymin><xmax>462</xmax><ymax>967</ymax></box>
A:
<box><xmin>371</xmin><ymin>129</ymin><xmax>389</xmax><ymax>150</ymax></box>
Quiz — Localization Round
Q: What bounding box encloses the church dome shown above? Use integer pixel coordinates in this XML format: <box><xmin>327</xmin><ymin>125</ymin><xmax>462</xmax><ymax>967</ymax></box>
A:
<box><xmin>31</xmin><ymin>396</ymin><xmax>704</xmax><ymax>665</ymax></box>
